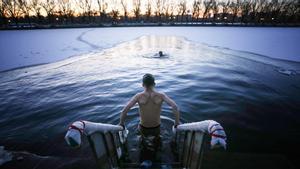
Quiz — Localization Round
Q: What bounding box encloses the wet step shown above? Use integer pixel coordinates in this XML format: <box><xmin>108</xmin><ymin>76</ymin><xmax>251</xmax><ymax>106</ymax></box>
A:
<box><xmin>202</xmin><ymin>151</ymin><xmax>296</xmax><ymax>169</ymax></box>
<box><xmin>121</xmin><ymin>162</ymin><xmax>181</xmax><ymax>169</ymax></box>
<box><xmin>126</xmin><ymin>140</ymin><xmax>179</xmax><ymax>164</ymax></box>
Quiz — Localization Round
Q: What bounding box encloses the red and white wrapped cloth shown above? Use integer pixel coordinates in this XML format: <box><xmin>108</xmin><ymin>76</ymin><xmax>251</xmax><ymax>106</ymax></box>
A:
<box><xmin>65</xmin><ymin>120</ymin><xmax>124</xmax><ymax>148</ymax></box>
<box><xmin>175</xmin><ymin>120</ymin><xmax>227</xmax><ymax>149</ymax></box>
<box><xmin>65</xmin><ymin>120</ymin><xmax>226</xmax><ymax>150</ymax></box>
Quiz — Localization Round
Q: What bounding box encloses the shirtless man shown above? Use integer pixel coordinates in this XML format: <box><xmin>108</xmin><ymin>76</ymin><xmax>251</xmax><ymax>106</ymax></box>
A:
<box><xmin>119</xmin><ymin>74</ymin><xmax>180</xmax><ymax>162</ymax></box>
<box><xmin>118</xmin><ymin>73</ymin><xmax>180</xmax><ymax>130</ymax></box>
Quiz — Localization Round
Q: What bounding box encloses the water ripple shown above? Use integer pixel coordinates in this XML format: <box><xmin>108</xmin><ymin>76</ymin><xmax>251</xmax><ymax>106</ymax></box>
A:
<box><xmin>0</xmin><ymin>35</ymin><xmax>300</xmax><ymax>164</ymax></box>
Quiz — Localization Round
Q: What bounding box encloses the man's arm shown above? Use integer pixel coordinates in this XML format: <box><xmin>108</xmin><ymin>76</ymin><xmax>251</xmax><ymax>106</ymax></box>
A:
<box><xmin>162</xmin><ymin>93</ymin><xmax>180</xmax><ymax>126</ymax></box>
<box><xmin>119</xmin><ymin>94</ymin><xmax>139</xmax><ymax>127</ymax></box>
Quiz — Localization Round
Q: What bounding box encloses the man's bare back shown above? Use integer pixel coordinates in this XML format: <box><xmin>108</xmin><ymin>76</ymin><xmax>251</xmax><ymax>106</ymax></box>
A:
<box><xmin>119</xmin><ymin>90</ymin><xmax>179</xmax><ymax>128</ymax></box>
<box><xmin>119</xmin><ymin>74</ymin><xmax>180</xmax><ymax>128</ymax></box>
<box><xmin>137</xmin><ymin>91</ymin><xmax>163</xmax><ymax>127</ymax></box>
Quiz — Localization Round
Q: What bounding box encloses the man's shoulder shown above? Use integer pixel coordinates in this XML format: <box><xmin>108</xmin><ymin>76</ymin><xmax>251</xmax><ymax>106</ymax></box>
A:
<box><xmin>135</xmin><ymin>92</ymin><xmax>147</xmax><ymax>98</ymax></box>
<box><xmin>135</xmin><ymin>92</ymin><xmax>143</xmax><ymax>97</ymax></box>
<box><xmin>136</xmin><ymin>91</ymin><xmax>166</xmax><ymax>98</ymax></box>
<box><xmin>154</xmin><ymin>91</ymin><xmax>166</xmax><ymax>98</ymax></box>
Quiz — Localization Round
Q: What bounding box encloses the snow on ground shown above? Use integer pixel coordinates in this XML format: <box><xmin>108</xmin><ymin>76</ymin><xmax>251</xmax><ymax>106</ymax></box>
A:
<box><xmin>0</xmin><ymin>146</ymin><xmax>12</xmax><ymax>166</ymax></box>
<box><xmin>0</xmin><ymin>27</ymin><xmax>299</xmax><ymax>71</ymax></box>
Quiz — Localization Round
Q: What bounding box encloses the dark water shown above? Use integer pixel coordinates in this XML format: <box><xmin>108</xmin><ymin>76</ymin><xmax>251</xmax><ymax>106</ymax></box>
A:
<box><xmin>1</xmin><ymin>36</ymin><xmax>300</xmax><ymax>168</ymax></box>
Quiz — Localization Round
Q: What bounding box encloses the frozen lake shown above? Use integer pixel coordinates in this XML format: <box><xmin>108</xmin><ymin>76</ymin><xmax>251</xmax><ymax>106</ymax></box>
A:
<box><xmin>0</xmin><ymin>27</ymin><xmax>300</xmax><ymax>72</ymax></box>
<box><xmin>1</xmin><ymin>33</ymin><xmax>300</xmax><ymax>168</ymax></box>
<box><xmin>1</xmin><ymin>27</ymin><xmax>300</xmax><ymax>168</ymax></box>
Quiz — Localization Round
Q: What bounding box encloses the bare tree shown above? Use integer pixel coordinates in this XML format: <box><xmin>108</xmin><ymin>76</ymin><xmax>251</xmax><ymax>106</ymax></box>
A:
<box><xmin>211</xmin><ymin>0</ymin><xmax>219</xmax><ymax>22</ymax></box>
<box><xmin>154</xmin><ymin>0</ymin><xmax>163</xmax><ymax>22</ymax></box>
<box><xmin>282</xmin><ymin>0</ymin><xmax>299</xmax><ymax>24</ymax></box>
<box><xmin>249</xmin><ymin>0</ymin><xmax>255</xmax><ymax>22</ymax></box>
<box><xmin>82</xmin><ymin>0</ymin><xmax>93</xmax><ymax>23</ymax></box>
<box><xmin>267</xmin><ymin>0</ymin><xmax>283</xmax><ymax>23</ymax></box>
<box><xmin>192</xmin><ymin>0</ymin><xmax>201</xmax><ymax>22</ymax></box>
<box><xmin>168</xmin><ymin>0</ymin><xmax>176</xmax><ymax>22</ymax></box>
<box><xmin>76</xmin><ymin>0</ymin><xmax>93</xmax><ymax>23</ymax></box>
<box><xmin>0</xmin><ymin>0</ymin><xmax>6</xmax><ymax>25</ymax></box>
<box><xmin>280</xmin><ymin>0</ymin><xmax>293</xmax><ymax>23</ymax></box>
<box><xmin>31</xmin><ymin>0</ymin><xmax>42</xmax><ymax>23</ymax></box>
<box><xmin>120</xmin><ymin>0</ymin><xmax>128</xmax><ymax>21</ymax></box>
<box><xmin>177</xmin><ymin>0</ymin><xmax>187</xmax><ymax>22</ymax></box>
<box><xmin>0</xmin><ymin>0</ymin><xmax>299</xmax><ymax>27</ymax></box>
<box><xmin>41</xmin><ymin>0</ymin><xmax>56</xmax><ymax>24</ymax></box>
<box><xmin>145</xmin><ymin>0</ymin><xmax>152</xmax><ymax>22</ymax></box>
<box><xmin>3</xmin><ymin>0</ymin><xmax>22</xmax><ymax>25</ymax></box>
<box><xmin>256</xmin><ymin>0</ymin><xmax>268</xmax><ymax>23</ymax></box>
<box><xmin>289</xmin><ymin>0</ymin><xmax>299</xmax><ymax>24</ymax></box>
<box><xmin>202</xmin><ymin>0</ymin><xmax>213</xmax><ymax>20</ymax></box>
<box><xmin>110</xmin><ymin>0</ymin><xmax>119</xmax><ymax>23</ymax></box>
<box><xmin>57</xmin><ymin>0</ymin><xmax>74</xmax><ymax>24</ymax></box>
<box><xmin>85</xmin><ymin>0</ymin><xmax>93</xmax><ymax>23</ymax></box>
<box><xmin>230</xmin><ymin>0</ymin><xmax>241</xmax><ymax>23</ymax></box>
<box><xmin>163</xmin><ymin>0</ymin><xmax>170</xmax><ymax>22</ymax></box>
<box><xmin>219</xmin><ymin>0</ymin><xmax>231</xmax><ymax>22</ymax></box>
<box><xmin>290</xmin><ymin>0</ymin><xmax>299</xmax><ymax>23</ymax></box>
<box><xmin>19</xmin><ymin>0</ymin><xmax>33</xmax><ymax>25</ymax></box>
<box><xmin>97</xmin><ymin>0</ymin><xmax>108</xmax><ymax>22</ymax></box>
<box><xmin>132</xmin><ymin>0</ymin><xmax>141</xmax><ymax>21</ymax></box>
<box><xmin>240</xmin><ymin>0</ymin><xmax>251</xmax><ymax>23</ymax></box>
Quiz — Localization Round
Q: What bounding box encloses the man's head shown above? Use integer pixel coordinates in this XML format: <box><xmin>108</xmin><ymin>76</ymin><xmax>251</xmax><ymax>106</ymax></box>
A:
<box><xmin>142</xmin><ymin>73</ymin><xmax>155</xmax><ymax>88</ymax></box>
<box><xmin>159</xmin><ymin>51</ymin><xmax>163</xmax><ymax>57</ymax></box>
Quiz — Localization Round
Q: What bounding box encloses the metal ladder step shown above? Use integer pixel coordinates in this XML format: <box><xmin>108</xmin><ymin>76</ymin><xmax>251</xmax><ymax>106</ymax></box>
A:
<box><xmin>121</xmin><ymin>162</ymin><xmax>182</xmax><ymax>169</ymax></box>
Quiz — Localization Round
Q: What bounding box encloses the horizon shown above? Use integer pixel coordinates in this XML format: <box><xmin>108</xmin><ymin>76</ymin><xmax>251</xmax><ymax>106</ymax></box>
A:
<box><xmin>1</xmin><ymin>1</ymin><xmax>300</xmax><ymax>169</ymax></box>
<box><xmin>1</xmin><ymin>27</ymin><xmax>300</xmax><ymax>169</ymax></box>
<box><xmin>0</xmin><ymin>0</ymin><xmax>298</xmax><ymax>21</ymax></box>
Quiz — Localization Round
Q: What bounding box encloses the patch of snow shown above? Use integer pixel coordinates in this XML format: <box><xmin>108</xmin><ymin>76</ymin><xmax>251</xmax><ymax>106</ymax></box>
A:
<box><xmin>0</xmin><ymin>146</ymin><xmax>13</xmax><ymax>166</ymax></box>
<box><xmin>0</xmin><ymin>27</ymin><xmax>299</xmax><ymax>72</ymax></box>
<box><xmin>277</xmin><ymin>68</ymin><xmax>298</xmax><ymax>76</ymax></box>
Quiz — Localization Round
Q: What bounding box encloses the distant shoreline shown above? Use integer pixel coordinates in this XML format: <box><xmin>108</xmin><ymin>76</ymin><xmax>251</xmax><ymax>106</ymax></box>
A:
<box><xmin>1</xmin><ymin>22</ymin><xmax>299</xmax><ymax>31</ymax></box>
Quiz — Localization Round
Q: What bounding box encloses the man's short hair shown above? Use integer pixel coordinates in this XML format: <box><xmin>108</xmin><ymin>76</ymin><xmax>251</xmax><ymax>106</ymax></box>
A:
<box><xmin>143</xmin><ymin>73</ymin><xmax>155</xmax><ymax>88</ymax></box>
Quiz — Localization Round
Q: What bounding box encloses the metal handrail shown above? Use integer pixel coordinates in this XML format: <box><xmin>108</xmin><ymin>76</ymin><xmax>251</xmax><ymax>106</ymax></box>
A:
<box><xmin>65</xmin><ymin>120</ymin><xmax>127</xmax><ymax>169</ymax></box>
<box><xmin>174</xmin><ymin>128</ymin><xmax>206</xmax><ymax>169</ymax></box>
<box><xmin>173</xmin><ymin>120</ymin><xmax>227</xmax><ymax>169</ymax></box>
<box><xmin>64</xmin><ymin>119</ymin><xmax>226</xmax><ymax>169</ymax></box>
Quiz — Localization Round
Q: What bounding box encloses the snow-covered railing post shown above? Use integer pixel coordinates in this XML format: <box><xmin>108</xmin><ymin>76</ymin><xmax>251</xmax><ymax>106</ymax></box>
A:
<box><xmin>64</xmin><ymin>120</ymin><xmax>128</xmax><ymax>169</ymax></box>
<box><xmin>174</xmin><ymin>120</ymin><xmax>227</xmax><ymax>169</ymax></box>
<box><xmin>64</xmin><ymin>119</ymin><xmax>226</xmax><ymax>169</ymax></box>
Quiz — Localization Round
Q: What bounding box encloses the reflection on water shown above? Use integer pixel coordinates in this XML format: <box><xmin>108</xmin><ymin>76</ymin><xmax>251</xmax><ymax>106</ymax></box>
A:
<box><xmin>0</xmin><ymin>35</ymin><xmax>300</xmax><ymax>168</ymax></box>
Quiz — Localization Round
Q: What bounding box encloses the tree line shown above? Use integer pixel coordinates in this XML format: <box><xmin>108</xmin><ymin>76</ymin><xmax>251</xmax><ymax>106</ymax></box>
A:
<box><xmin>0</xmin><ymin>0</ymin><xmax>299</xmax><ymax>28</ymax></box>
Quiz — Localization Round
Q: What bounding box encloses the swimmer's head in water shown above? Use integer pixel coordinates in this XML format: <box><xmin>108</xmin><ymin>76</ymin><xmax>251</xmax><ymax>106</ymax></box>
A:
<box><xmin>159</xmin><ymin>51</ymin><xmax>163</xmax><ymax>56</ymax></box>
<box><xmin>143</xmin><ymin>73</ymin><xmax>155</xmax><ymax>88</ymax></box>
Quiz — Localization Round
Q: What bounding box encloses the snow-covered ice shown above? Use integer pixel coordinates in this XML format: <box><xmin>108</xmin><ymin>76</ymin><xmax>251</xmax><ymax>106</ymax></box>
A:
<box><xmin>0</xmin><ymin>27</ymin><xmax>299</xmax><ymax>71</ymax></box>
<box><xmin>0</xmin><ymin>146</ymin><xmax>12</xmax><ymax>166</ymax></box>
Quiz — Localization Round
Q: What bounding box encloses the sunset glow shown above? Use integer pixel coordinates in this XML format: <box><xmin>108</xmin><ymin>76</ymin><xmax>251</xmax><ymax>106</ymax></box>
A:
<box><xmin>1</xmin><ymin>0</ymin><xmax>298</xmax><ymax>18</ymax></box>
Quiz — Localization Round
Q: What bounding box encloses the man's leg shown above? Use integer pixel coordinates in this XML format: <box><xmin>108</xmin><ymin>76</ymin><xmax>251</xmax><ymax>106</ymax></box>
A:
<box><xmin>138</xmin><ymin>124</ymin><xmax>161</xmax><ymax>162</ymax></box>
